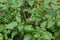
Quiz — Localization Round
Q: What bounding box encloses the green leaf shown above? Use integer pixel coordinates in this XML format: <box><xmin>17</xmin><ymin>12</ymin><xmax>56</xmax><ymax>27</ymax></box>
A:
<box><xmin>16</xmin><ymin>13</ymin><xmax>21</xmax><ymax>23</ymax></box>
<box><xmin>44</xmin><ymin>32</ymin><xmax>52</xmax><ymax>40</ymax></box>
<box><xmin>51</xmin><ymin>5</ymin><xmax>59</xmax><ymax>10</ymax></box>
<box><xmin>35</xmin><ymin>27</ymin><xmax>41</xmax><ymax>33</ymax></box>
<box><xmin>57</xmin><ymin>21</ymin><xmax>60</xmax><ymax>26</ymax></box>
<box><xmin>0</xmin><ymin>0</ymin><xmax>7</xmax><ymax>3</ymax></box>
<box><xmin>0</xmin><ymin>25</ymin><xmax>5</xmax><ymax>32</ymax></box>
<box><xmin>4</xmin><ymin>30</ymin><xmax>11</xmax><ymax>40</ymax></box>
<box><xmin>11</xmin><ymin>31</ymin><xmax>17</xmax><ymax>38</ymax></box>
<box><xmin>45</xmin><ymin>9</ymin><xmax>54</xmax><ymax>18</ymax></box>
<box><xmin>0</xmin><ymin>13</ymin><xmax>5</xmax><ymax>18</ymax></box>
<box><xmin>41</xmin><ymin>21</ymin><xmax>47</xmax><ymax>28</ymax></box>
<box><xmin>52</xmin><ymin>0</ymin><xmax>57</xmax><ymax>4</ymax></box>
<box><xmin>23</xmin><ymin>34</ymin><xmax>32</xmax><ymax>40</ymax></box>
<box><xmin>34</xmin><ymin>33</ymin><xmax>40</xmax><ymax>38</ymax></box>
<box><xmin>27</xmin><ymin>0</ymin><xmax>34</xmax><ymax>6</ymax></box>
<box><xmin>6</xmin><ymin>22</ymin><xmax>17</xmax><ymax>29</ymax></box>
<box><xmin>0</xmin><ymin>33</ymin><xmax>3</xmax><ymax>40</ymax></box>
<box><xmin>56</xmin><ymin>13</ymin><xmax>60</xmax><ymax>19</ymax></box>
<box><xmin>44</xmin><ymin>0</ymin><xmax>50</xmax><ymax>3</ymax></box>
<box><xmin>24</xmin><ymin>25</ymin><xmax>34</xmax><ymax>32</ymax></box>
<box><xmin>17</xmin><ymin>0</ymin><xmax>24</xmax><ymax>7</ymax></box>
<box><xmin>48</xmin><ymin>21</ymin><xmax>54</xmax><ymax>28</ymax></box>
<box><xmin>17</xmin><ymin>23</ymin><xmax>24</xmax><ymax>31</ymax></box>
<box><xmin>54</xmin><ymin>31</ymin><xmax>60</xmax><ymax>40</ymax></box>
<box><xmin>7</xmin><ymin>0</ymin><xmax>16</xmax><ymax>5</ymax></box>
<box><xmin>47</xmin><ymin>18</ymin><xmax>54</xmax><ymax>28</ymax></box>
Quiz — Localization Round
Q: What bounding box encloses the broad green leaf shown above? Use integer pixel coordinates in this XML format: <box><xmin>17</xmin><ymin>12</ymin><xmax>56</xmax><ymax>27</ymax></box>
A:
<box><xmin>7</xmin><ymin>38</ymin><xmax>13</xmax><ymax>40</ymax></box>
<box><xmin>43</xmin><ymin>0</ymin><xmax>50</xmax><ymax>8</ymax></box>
<box><xmin>4</xmin><ymin>30</ymin><xmax>11</xmax><ymax>40</ymax></box>
<box><xmin>0</xmin><ymin>0</ymin><xmax>7</xmax><ymax>3</ymax></box>
<box><xmin>6</xmin><ymin>22</ymin><xmax>17</xmax><ymax>29</ymax></box>
<box><xmin>54</xmin><ymin>31</ymin><xmax>60</xmax><ymax>40</ymax></box>
<box><xmin>17</xmin><ymin>23</ymin><xmax>24</xmax><ymax>31</ymax></box>
<box><xmin>0</xmin><ymin>33</ymin><xmax>3</xmax><ymax>40</ymax></box>
<box><xmin>57</xmin><ymin>21</ymin><xmax>60</xmax><ymax>26</ymax></box>
<box><xmin>17</xmin><ymin>0</ymin><xmax>24</xmax><ymax>7</ymax></box>
<box><xmin>56</xmin><ymin>13</ymin><xmax>60</xmax><ymax>19</ymax></box>
<box><xmin>48</xmin><ymin>21</ymin><xmax>54</xmax><ymax>28</ymax></box>
<box><xmin>27</xmin><ymin>0</ymin><xmax>34</xmax><ymax>6</ymax></box>
<box><xmin>44</xmin><ymin>32</ymin><xmax>52</xmax><ymax>40</ymax></box>
<box><xmin>24</xmin><ymin>25</ymin><xmax>34</xmax><ymax>32</ymax></box>
<box><xmin>33</xmin><ymin>34</ymin><xmax>41</xmax><ymax>40</ymax></box>
<box><xmin>23</xmin><ymin>34</ymin><xmax>32</xmax><ymax>40</ymax></box>
<box><xmin>54</xmin><ymin>31</ymin><xmax>60</xmax><ymax>38</ymax></box>
<box><xmin>7</xmin><ymin>0</ymin><xmax>16</xmax><ymax>5</ymax></box>
<box><xmin>47</xmin><ymin>18</ymin><xmax>54</xmax><ymax>28</ymax></box>
<box><xmin>45</xmin><ymin>9</ymin><xmax>54</xmax><ymax>18</ymax></box>
<box><xmin>11</xmin><ymin>31</ymin><xmax>17</xmax><ymax>38</ymax></box>
<box><xmin>52</xmin><ymin>0</ymin><xmax>57</xmax><ymax>4</ymax></box>
<box><xmin>41</xmin><ymin>21</ymin><xmax>47</xmax><ymax>28</ymax></box>
<box><xmin>51</xmin><ymin>5</ymin><xmax>59</xmax><ymax>10</ymax></box>
<box><xmin>34</xmin><ymin>33</ymin><xmax>40</xmax><ymax>38</ymax></box>
<box><xmin>44</xmin><ymin>0</ymin><xmax>51</xmax><ymax>3</ymax></box>
<box><xmin>35</xmin><ymin>27</ymin><xmax>41</xmax><ymax>33</ymax></box>
<box><xmin>0</xmin><ymin>25</ymin><xmax>5</xmax><ymax>32</ymax></box>
<box><xmin>16</xmin><ymin>14</ymin><xmax>21</xmax><ymax>23</ymax></box>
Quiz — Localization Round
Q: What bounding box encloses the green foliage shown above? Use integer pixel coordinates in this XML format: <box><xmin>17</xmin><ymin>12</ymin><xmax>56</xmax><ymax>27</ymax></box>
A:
<box><xmin>27</xmin><ymin>0</ymin><xmax>34</xmax><ymax>6</ymax></box>
<box><xmin>23</xmin><ymin>34</ymin><xmax>32</xmax><ymax>40</ymax></box>
<box><xmin>6</xmin><ymin>22</ymin><xmax>17</xmax><ymax>29</ymax></box>
<box><xmin>0</xmin><ymin>33</ymin><xmax>3</xmax><ymax>40</ymax></box>
<box><xmin>0</xmin><ymin>0</ymin><xmax>60</xmax><ymax>40</ymax></box>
